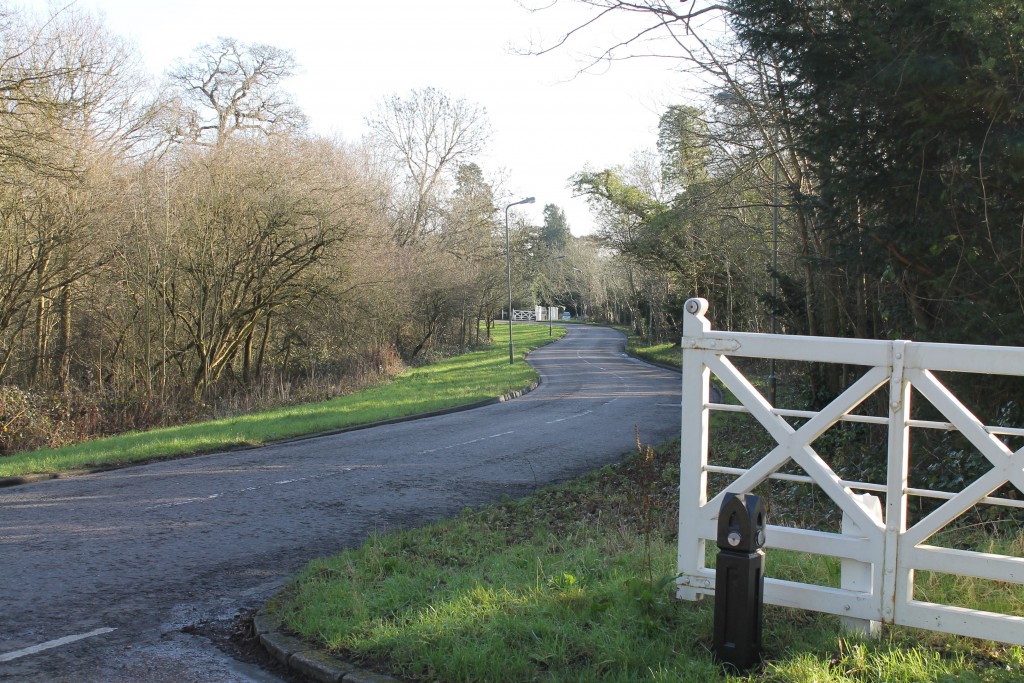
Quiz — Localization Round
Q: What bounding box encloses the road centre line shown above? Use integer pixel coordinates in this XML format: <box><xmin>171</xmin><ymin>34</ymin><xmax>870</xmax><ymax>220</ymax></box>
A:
<box><xmin>576</xmin><ymin>351</ymin><xmax>594</xmax><ymax>365</ymax></box>
<box><xmin>0</xmin><ymin>628</ymin><xmax>116</xmax><ymax>662</ymax></box>
<box><xmin>143</xmin><ymin>467</ymin><xmax>359</xmax><ymax>510</ymax></box>
<box><xmin>417</xmin><ymin>431</ymin><xmax>514</xmax><ymax>455</ymax></box>
<box><xmin>546</xmin><ymin>410</ymin><xmax>593</xmax><ymax>424</ymax></box>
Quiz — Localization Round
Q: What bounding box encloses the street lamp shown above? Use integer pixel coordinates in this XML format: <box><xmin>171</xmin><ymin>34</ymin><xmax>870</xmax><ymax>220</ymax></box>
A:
<box><xmin>504</xmin><ymin>196</ymin><xmax>535</xmax><ymax>365</ymax></box>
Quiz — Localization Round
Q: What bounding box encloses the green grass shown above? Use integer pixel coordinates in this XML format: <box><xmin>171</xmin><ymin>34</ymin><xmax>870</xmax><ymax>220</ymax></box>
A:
<box><xmin>626</xmin><ymin>337</ymin><xmax>681</xmax><ymax>369</ymax></box>
<box><xmin>0</xmin><ymin>323</ymin><xmax>564</xmax><ymax>478</ymax></box>
<box><xmin>271</xmin><ymin>440</ymin><xmax>1024</xmax><ymax>683</ymax></box>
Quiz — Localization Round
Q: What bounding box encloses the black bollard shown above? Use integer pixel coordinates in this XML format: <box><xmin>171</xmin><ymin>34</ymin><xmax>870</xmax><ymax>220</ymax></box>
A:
<box><xmin>713</xmin><ymin>492</ymin><xmax>766</xmax><ymax>671</ymax></box>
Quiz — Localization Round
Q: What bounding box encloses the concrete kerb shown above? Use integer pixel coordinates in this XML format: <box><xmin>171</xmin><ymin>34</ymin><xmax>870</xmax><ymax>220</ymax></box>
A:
<box><xmin>249</xmin><ymin>340</ymin><xmax>679</xmax><ymax>682</ymax></box>
<box><xmin>0</xmin><ymin>472</ymin><xmax>62</xmax><ymax>487</ymax></box>
<box><xmin>0</xmin><ymin>381</ymin><xmax>542</xmax><ymax>489</ymax></box>
<box><xmin>0</xmin><ymin>337</ymin><xmax>687</xmax><ymax>491</ymax></box>
<box><xmin>253</xmin><ymin>611</ymin><xmax>393</xmax><ymax>683</ymax></box>
<box><xmin>0</xmin><ymin>333</ymin><xmax>555</xmax><ymax>679</ymax></box>
<box><xmin>249</xmin><ymin>378</ymin><xmax>543</xmax><ymax>682</ymax></box>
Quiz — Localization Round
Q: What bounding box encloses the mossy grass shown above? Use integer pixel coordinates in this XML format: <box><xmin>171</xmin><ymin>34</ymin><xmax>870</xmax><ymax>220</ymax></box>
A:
<box><xmin>0</xmin><ymin>323</ymin><xmax>563</xmax><ymax>478</ymax></box>
<box><xmin>623</xmin><ymin>332</ymin><xmax>681</xmax><ymax>369</ymax></box>
<box><xmin>272</xmin><ymin>439</ymin><xmax>1024</xmax><ymax>683</ymax></box>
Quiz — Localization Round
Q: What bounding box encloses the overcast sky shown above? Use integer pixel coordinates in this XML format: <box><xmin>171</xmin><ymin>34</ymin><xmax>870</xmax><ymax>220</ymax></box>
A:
<box><xmin>21</xmin><ymin>0</ymin><xmax>696</xmax><ymax>235</ymax></box>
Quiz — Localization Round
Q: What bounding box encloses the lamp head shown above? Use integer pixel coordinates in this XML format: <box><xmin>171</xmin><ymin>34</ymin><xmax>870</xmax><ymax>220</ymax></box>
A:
<box><xmin>506</xmin><ymin>196</ymin><xmax>536</xmax><ymax>211</ymax></box>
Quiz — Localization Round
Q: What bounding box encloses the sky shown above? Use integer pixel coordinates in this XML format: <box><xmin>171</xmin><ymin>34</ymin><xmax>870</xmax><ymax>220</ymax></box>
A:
<box><xmin>20</xmin><ymin>0</ymin><xmax>695</xmax><ymax>235</ymax></box>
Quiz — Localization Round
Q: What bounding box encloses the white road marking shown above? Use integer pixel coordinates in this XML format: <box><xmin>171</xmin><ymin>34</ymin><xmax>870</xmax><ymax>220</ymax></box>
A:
<box><xmin>418</xmin><ymin>431</ymin><xmax>514</xmax><ymax>455</ymax></box>
<box><xmin>546</xmin><ymin>410</ymin><xmax>593</xmax><ymax>424</ymax></box>
<box><xmin>0</xmin><ymin>628</ymin><xmax>116</xmax><ymax>662</ymax></box>
<box><xmin>145</xmin><ymin>498</ymin><xmax>203</xmax><ymax>509</ymax></box>
<box><xmin>142</xmin><ymin>467</ymin><xmax>363</xmax><ymax>510</ymax></box>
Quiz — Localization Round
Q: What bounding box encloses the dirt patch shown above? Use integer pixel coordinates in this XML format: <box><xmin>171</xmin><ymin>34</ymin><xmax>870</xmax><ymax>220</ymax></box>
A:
<box><xmin>183</xmin><ymin>609</ymin><xmax>314</xmax><ymax>683</ymax></box>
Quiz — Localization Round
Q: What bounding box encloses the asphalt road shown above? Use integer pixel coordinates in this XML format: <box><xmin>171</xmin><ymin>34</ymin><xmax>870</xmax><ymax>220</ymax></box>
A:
<box><xmin>0</xmin><ymin>324</ymin><xmax>680</xmax><ymax>682</ymax></box>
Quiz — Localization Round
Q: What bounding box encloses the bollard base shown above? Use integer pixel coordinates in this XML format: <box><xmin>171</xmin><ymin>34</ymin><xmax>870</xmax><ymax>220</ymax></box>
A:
<box><xmin>713</xmin><ymin>549</ymin><xmax>765</xmax><ymax>671</ymax></box>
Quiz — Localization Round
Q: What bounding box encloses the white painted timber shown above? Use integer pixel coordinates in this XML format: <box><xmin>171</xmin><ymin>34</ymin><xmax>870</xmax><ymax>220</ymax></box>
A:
<box><xmin>677</xmin><ymin>297</ymin><xmax>1024</xmax><ymax>645</ymax></box>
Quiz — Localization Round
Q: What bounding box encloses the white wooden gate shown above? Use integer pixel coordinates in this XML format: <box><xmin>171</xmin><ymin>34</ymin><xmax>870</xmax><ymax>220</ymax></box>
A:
<box><xmin>677</xmin><ymin>297</ymin><xmax>1024</xmax><ymax>644</ymax></box>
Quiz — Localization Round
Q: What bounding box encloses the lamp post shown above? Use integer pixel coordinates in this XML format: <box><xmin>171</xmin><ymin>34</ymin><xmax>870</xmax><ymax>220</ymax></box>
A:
<box><xmin>505</xmin><ymin>196</ymin><xmax>535</xmax><ymax>365</ymax></box>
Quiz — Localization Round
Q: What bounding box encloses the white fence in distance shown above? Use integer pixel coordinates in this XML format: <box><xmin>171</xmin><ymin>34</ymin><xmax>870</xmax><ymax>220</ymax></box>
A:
<box><xmin>512</xmin><ymin>307</ymin><xmax>560</xmax><ymax>322</ymax></box>
<box><xmin>677</xmin><ymin>297</ymin><xmax>1024</xmax><ymax>645</ymax></box>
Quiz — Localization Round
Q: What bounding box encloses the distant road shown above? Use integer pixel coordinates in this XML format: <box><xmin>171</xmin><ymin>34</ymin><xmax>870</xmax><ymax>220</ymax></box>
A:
<box><xmin>0</xmin><ymin>324</ymin><xmax>680</xmax><ymax>682</ymax></box>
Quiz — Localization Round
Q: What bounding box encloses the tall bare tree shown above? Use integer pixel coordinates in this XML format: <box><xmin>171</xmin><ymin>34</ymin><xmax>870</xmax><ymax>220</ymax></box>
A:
<box><xmin>151</xmin><ymin>138</ymin><xmax>354</xmax><ymax>398</ymax></box>
<box><xmin>367</xmin><ymin>87</ymin><xmax>491</xmax><ymax>244</ymax></box>
<box><xmin>0</xmin><ymin>7</ymin><xmax>155</xmax><ymax>386</ymax></box>
<box><xmin>168</xmin><ymin>37</ymin><xmax>306</xmax><ymax>148</ymax></box>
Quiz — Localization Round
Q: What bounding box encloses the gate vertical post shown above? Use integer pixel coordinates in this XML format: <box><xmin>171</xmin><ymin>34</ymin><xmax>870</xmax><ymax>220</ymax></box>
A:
<box><xmin>841</xmin><ymin>493</ymin><xmax>884</xmax><ymax>636</ymax></box>
<box><xmin>881</xmin><ymin>340</ymin><xmax>912</xmax><ymax>625</ymax></box>
<box><xmin>678</xmin><ymin>298</ymin><xmax>712</xmax><ymax>601</ymax></box>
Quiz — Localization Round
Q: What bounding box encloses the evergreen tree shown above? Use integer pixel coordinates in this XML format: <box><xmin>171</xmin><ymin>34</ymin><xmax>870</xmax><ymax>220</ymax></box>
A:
<box><xmin>539</xmin><ymin>203</ymin><xmax>571</xmax><ymax>251</ymax></box>
<box><xmin>731</xmin><ymin>0</ymin><xmax>1024</xmax><ymax>344</ymax></box>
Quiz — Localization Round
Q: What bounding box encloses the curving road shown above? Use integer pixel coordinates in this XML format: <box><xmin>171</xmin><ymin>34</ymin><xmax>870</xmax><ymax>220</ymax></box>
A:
<box><xmin>0</xmin><ymin>325</ymin><xmax>680</xmax><ymax>682</ymax></box>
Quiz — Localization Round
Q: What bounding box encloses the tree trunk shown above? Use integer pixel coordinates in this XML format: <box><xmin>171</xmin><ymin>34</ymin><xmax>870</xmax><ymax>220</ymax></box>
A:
<box><xmin>256</xmin><ymin>312</ymin><xmax>272</xmax><ymax>378</ymax></box>
<box><xmin>242</xmin><ymin>331</ymin><xmax>253</xmax><ymax>383</ymax></box>
<box><xmin>33</xmin><ymin>294</ymin><xmax>48</xmax><ymax>387</ymax></box>
<box><xmin>56</xmin><ymin>285</ymin><xmax>71</xmax><ymax>390</ymax></box>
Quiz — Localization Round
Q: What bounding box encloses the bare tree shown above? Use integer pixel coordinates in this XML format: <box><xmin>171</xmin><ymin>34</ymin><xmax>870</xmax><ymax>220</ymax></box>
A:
<box><xmin>0</xmin><ymin>7</ymin><xmax>155</xmax><ymax>385</ymax></box>
<box><xmin>367</xmin><ymin>87</ymin><xmax>491</xmax><ymax>244</ymax></box>
<box><xmin>150</xmin><ymin>137</ymin><xmax>354</xmax><ymax>398</ymax></box>
<box><xmin>168</xmin><ymin>37</ymin><xmax>306</xmax><ymax>148</ymax></box>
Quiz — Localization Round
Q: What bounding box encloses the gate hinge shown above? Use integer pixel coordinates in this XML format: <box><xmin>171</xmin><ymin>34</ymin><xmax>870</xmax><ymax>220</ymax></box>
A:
<box><xmin>681</xmin><ymin>338</ymin><xmax>741</xmax><ymax>353</ymax></box>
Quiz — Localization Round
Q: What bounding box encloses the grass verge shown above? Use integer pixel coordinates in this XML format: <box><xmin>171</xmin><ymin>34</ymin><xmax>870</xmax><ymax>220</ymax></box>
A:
<box><xmin>625</xmin><ymin>336</ymin><xmax>681</xmax><ymax>370</ymax></box>
<box><xmin>0</xmin><ymin>323</ymin><xmax>563</xmax><ymax>478</ymax></box>
<box><xmin>270</xmin><ymin>438</ymin><xmax>1024</xmax><ymax>683</ymax></box>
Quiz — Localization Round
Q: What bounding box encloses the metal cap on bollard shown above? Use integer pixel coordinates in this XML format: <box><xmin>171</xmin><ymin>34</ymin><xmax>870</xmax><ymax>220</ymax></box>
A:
<box><xmin>713</xmin><ymin>492</ymin><xmax>766</xmax><ymax>671</ymax></box>
<box><xmin>717</xmin><ymin>493</ymin><xmax>767</xmax><ymax>554</ymax></box>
